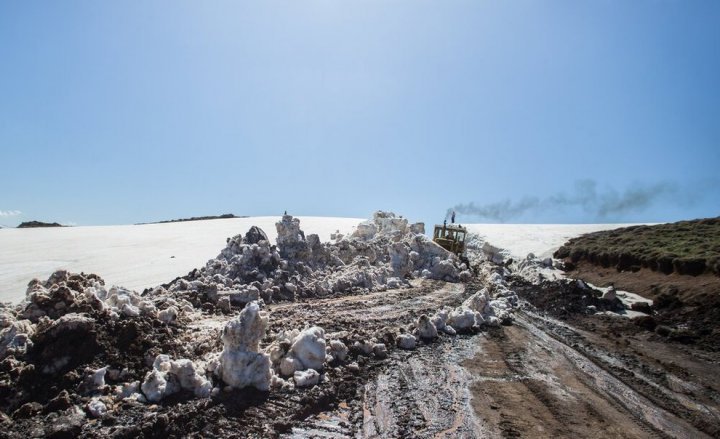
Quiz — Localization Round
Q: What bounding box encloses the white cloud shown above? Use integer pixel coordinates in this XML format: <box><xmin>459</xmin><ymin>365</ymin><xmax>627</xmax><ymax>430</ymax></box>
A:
<box><xmin>0</xmin><ymin>210</ymin><xmax>22</xmax><ymax>217</ymax></box>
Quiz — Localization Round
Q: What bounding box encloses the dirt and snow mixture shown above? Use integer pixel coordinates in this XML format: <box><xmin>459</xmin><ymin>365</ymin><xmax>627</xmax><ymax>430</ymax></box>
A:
<box><xmin>1</xmin><ymin>212</ymin><xmax>718</xmax><ymax>438</ymax></box>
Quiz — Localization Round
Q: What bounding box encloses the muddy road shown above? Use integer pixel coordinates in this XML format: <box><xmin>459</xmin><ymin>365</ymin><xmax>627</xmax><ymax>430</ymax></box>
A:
<box><xmin>272</xmin><ymin>276</ymin><xmax>719</xmax><ymax>438</ymax></box>
<box><xmin>5</xmin><ymin>273</ymin><xmax>719</xmax><ymax>438</ymax></box>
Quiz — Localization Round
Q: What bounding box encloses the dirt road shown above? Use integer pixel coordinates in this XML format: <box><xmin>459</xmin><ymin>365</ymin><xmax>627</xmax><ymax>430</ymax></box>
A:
<box><xmin>280</xmin><ymin>277</ymin><xmax>719</xmax><ymax>438</ymax></box>
<box><xmin>6</xmin><ymin>272</ymin><xmax>719</xmax><ymax>438</ymax></box>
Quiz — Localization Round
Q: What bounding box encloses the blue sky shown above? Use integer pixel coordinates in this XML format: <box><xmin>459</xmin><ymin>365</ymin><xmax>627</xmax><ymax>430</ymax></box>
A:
<box><xmin>1</xmin><ymin>1</ymin><xmax>718</xmax><ymax>227</ymax></box>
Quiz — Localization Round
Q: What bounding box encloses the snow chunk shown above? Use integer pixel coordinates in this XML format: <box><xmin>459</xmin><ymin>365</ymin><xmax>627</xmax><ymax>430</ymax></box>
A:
<box><xmin>463</xmin><ymin>289</ymin><xmax>490</xmax><ymax>314</ymax></box>
<box><xmin>91</xmin><ymin>366</ymin><xmax>107</xmax><ymax>389</ymax></box>
<box><xmin>290</xmin><ymin>327</ymin><xmax>326</xmax><ymax>371</ymax></box>
<box><xmin>329</xmin><ymin>340</ymin><xmax>348</xmax><ymax>362</ymax></box>
<box><xmin>431</xmin><ymin>308</ymin><xmax>449</xmax><ymax>331</ymax></box>
<box><xmin>87</xmin><ymin>398</ymin><xmax>107</xmax><ymax>418</ymax></box>
<box><xmin>294</xmin><ymin>369</ymin><xmax>320</xmax><ymax>388</ymax></box>
<box><xmin>221</xmin><ymin>301</ymin><xmax>268</xmax><ymax>352</ymax></box>
<box><xmin>218</xmin><ymin>302</ymin><xmax>271</xmax><ymax>391</ymax></box>
<box><xmin>158</xmin><ymin>306</ymin><xmax>178</xmax><ymax>324</ymax></box>
<box><xmin>141</xmin><ymin>354</ymin><xmax>212</xmax><ymax>402</ymax></box>
<box><xmin>417</xmin><ymin>315</ymin><xmax>438</xmax><ymax>340</ymax></box>
<box><xmin>141</xmin><ymin>369</ymin><xmax>170</xmax><ymax>403</ymax></box>
<box><xmin>447</xmin><ymin>307</ymin><xmax>477</xmax><ymax>331</ymax></box>
<box><xmin>397</xmin><ymin>334</ymin><xmax>416</xmax><ymax>350</ymax></box>
<box><xmin>280</xmin><ymin>357</ymin><xmax>299</xmax><ymax>377</ymax></box>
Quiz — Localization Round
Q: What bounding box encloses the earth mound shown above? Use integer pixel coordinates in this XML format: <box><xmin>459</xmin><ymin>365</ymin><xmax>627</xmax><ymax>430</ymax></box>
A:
<box><xmin>17</xmin><ymin>221</ymin><xmax>63</xmax><ymax>229</ymax></box>
<box><xmin>554</xmin><ymin>217</ymin><xmax>720</xmax><ymax>276</ymax></box>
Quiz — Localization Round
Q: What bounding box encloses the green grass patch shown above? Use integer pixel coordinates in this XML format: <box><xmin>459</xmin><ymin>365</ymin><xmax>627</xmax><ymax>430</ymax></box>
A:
<box><xmin>554</xmin><ymin>217</ymin><xmax>720</xmax><ymax>276</ymax></box>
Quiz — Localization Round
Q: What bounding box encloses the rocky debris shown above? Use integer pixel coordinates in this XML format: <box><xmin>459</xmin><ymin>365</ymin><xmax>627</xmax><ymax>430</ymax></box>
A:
<box><xmin>216</xmin><ymin>301</ymin><xmax>272</xmax><ymax>391</ymax></box>
<box><xmin>601</xmin><ymin>286</ymin><xmax>617</xmax><ymax>301</ymax></box>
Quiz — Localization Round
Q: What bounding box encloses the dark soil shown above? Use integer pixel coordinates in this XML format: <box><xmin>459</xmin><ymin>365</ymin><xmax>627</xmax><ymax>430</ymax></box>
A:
<box><xmin>136</xmin><ymin>214</ymin><xmax>246</xmax><ymax>225</ymax></box>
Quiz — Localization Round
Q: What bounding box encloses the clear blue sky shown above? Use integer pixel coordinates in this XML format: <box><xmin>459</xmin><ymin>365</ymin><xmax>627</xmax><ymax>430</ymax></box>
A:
<box><xmin>1</xmin><ymin>1</ymin><xmax>718</xmax><ymax>227</ymax></box>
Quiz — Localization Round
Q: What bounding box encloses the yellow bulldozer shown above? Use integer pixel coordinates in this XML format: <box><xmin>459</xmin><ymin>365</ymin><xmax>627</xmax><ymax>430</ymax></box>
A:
<box><xmin>433</xmin><ymin>222</ymin><xmax>470</xmax><ymax>268</ymax></box>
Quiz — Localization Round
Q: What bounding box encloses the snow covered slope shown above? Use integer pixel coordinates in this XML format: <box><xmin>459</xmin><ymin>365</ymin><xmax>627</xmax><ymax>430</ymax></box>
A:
<box><xmin>463</xmin><ymin>223</ymin><xmax>642</xmax><ymax>260</ymax></box>
<box><xmin>1</xmin><ymin>218</ymin><xmax>642</xmax><ymax>304</ymax></box>
<box><xmin>0</xmin><ymin>217</ymin><xmax>363</xmax><ymax>303</ymax></box>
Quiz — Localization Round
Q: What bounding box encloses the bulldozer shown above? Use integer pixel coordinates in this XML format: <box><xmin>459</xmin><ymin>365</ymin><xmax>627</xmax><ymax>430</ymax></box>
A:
<box><xmin>433</xmin><ymin>222</ymin><xmax>470</xmax><ymax>268</ymax></box>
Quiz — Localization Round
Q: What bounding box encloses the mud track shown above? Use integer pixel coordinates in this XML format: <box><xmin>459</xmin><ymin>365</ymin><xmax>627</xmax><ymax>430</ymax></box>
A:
<box><xmin>276</xmin><ymin>277</ymin><xmax>719</xmax><ymax>438</ymax></box>
<box><xmin>8</xmin><ymin>277</ymin><xmax>719</xmax><ymax>438</ymax></box>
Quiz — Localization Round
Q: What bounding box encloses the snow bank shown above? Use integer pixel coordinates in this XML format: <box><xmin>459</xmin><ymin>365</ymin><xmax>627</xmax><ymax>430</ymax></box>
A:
<box><xmin>165</xmin><ymin>211</ymin><xmax>465</xmax><ymax>308</ymax></box>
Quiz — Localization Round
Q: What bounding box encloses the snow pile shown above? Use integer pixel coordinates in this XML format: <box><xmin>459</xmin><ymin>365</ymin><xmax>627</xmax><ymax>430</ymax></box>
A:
<box><xmin>464</xmin><ymin>233</ymin><xmax>510</xmax><ymax>266</ymax></box>
<box><xmin>437</xmin><ymin>265</ymin><xmax>519</xmax><ymax>333</ymax></box>
<box><xmin>513</xmin><ymin>253</ymin><xmax>563</xmax><ymax>284</ymax></box>
<box><xmin>11</xmin><ymin>270</ymin><xmax>194</xmax><ymax>333</ymax></box>
<box><xmin>165</xmin><ymin>211</ymin><xmax>465</xmax><ymax>307</ymax></box>
<box><xmin>266</xmin><ymin>326</ymin><xmax>332</xmax><ymax>388</ymax></box>
<box><xmin>0</xmin><ymin>310</ymin><xmax>33</xmax><ymax>358</ymax></box>
<box><xmin>215</xmin><ymin>301</ymin><xmax>272</xmax><ymax>391</ymax></box>
<box><xmin>141</xmin><ymin>354</ymin><xmax>212</xmax><ymax>402</ymax></box>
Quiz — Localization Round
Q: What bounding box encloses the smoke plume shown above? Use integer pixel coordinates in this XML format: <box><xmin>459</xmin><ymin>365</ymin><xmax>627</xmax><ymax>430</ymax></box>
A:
<box><xmin>449</xmin><ymin>180</ymin><xmax>681</xmax><ymax>222</ymax></box>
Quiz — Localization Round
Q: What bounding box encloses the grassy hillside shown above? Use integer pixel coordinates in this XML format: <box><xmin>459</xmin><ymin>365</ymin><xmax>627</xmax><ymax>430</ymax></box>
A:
<box><xmin>554</xmin><ymin>217</ymin><xmax>720</xmax><ymax>276</ymax></box>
